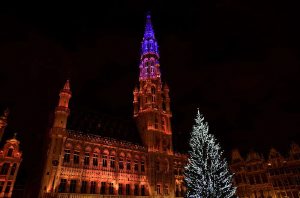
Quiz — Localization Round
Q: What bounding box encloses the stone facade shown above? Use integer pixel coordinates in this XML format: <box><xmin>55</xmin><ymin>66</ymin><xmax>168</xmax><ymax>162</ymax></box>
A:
<box><xmin>230</xmin><ymin>145</ymin><xmax>300</xmax><ymax>198</ymax></box>
<box><xmin>0</xmin><ymin>109</ymin><xmax>22</xmax><ymax>198</ymax></box>
<box><xmin>40</xmin><ymin>14</ymin><xmax>187</xmax><ymax>198</ymax></box>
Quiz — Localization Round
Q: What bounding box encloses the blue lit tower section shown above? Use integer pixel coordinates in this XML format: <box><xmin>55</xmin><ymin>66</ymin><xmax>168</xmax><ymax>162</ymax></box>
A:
<box><xmin>139</xmin><ymin>14</ymin><xmax>161</xmax><ymax>80</ymax></box>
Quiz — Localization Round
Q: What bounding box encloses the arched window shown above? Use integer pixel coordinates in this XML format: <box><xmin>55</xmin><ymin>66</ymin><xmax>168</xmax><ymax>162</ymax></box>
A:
<box><xmin>151</xmin><ymin>87</ymin><xmax>156</xmax><ymax>94</ymax></box>
<box><xmin>155</xmin><ymin>160</ymin><xmax>160</xmax><ymax>171</ymax></box>
<box><xmin>10</xmin><ymin>163</ymin><xmax>17</xmax><ymax>176</ymax></box>
<box><xmin>63</xmin><ymin>149</ymin><xmax>70</xmax><ymax>163</ymax></box>
<box><xmin>154</xmin><ymin>117</ymin><xmax>158</xmax><ymax>129</ymax></box>
<box><xmin>7</xmin><ymin>148</ymin><xmax>13</xmax><ymax>157</ymax></box>
<box><xmin>84</xmin><ymin>152</ymin><xmax>90</xmax><ymax>166</ymax></box>
<box><xmin>92</xmin><ymin>153</ymin><xmax>98</xmax><ymax>166</ymax></box>
<box><xmin>162</xmin><ymin>118</ymin><xmax>165</xmax><ymax>131</ymax></box>
<box><xmin>126</xmin><ymin>157</ymin><xmax>131</xmax><ymax>171</ymax></box>
<box><xmin>73</xmin><ymin>151</ymin><xmax>80</xmax><ymax>164</ymax></box>
<box><xmin>0</xmin><ymin>163</ymin><xmax>10</xmax><ymax>175</ymax></box>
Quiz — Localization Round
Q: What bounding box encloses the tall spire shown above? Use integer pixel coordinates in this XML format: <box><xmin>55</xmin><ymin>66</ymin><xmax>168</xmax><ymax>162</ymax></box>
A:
<box><xmin>139</xmin><ymin>13</ymin><xmax>161</xmax><ymax>80</ymax></box>
<box><xmin>141</xmin><ymin>13</ymin><xmax>159</xmax><ymax>56</ymax></box>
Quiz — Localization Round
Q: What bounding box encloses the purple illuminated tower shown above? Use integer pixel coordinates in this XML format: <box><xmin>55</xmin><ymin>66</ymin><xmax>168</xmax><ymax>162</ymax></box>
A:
<box><xmin>139</xmin><ymin>14</ymin><xmax>161</xmax><ymax>80</ymax></box>
<box><xmin>133</xmin><ymin>13</ymin><xmax>175</xmax><ymax>197</ymax></box>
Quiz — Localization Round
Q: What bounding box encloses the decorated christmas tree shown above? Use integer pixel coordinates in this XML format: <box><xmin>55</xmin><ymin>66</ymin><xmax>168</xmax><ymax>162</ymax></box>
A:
<box><xmin>184</xmin><ymin>110</ymin><xmax>236</xmax><ymax>198</ymax></box>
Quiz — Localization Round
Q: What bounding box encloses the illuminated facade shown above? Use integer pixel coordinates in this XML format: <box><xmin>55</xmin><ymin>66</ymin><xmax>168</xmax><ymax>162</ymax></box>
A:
<box><xmin>0</xmin><ymin>109</ymin><xmax>23</xmax><ymax>198</ymax></box>
<box><xmin>230</xmin><ymin>144</ymin><xmax>300</xmax><ymax>198</ymax></box>
<box><xmin>40</xmin><ymin>14</ymin><xmax>187</xmax><ymax>198</ymax></box>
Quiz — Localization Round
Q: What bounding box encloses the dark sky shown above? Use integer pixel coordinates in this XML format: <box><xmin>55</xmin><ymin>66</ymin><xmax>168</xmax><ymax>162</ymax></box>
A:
<box><xmin>0</xmin><ymin>0</ymin><xmax>300</xmax><ymax>192</ymax></box>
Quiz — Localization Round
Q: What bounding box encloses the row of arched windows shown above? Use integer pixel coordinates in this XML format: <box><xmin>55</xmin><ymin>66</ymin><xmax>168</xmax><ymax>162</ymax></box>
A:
<box><xmin>62</xmin><ymin>147</ymin><xmax>146</xmax><ymax>172</ymax></box>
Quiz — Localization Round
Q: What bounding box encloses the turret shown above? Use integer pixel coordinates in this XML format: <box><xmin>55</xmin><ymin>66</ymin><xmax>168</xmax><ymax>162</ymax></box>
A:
<box><xmin>290</xmin><ymin>143</ymin><xmax>300</xmax><ymax>160</ymax></box>
<box><xmin>231</xmin><ymin>149</ymin><xmax>244</xmax><ymax>164</ymax></box>
<box><xmin>0</xmin><ymin>108</ymin><xmax>9</xmax><ymax>142</ymax></box>
<box><xmin>53</xmin><ymin>80</ymin><xmax>72</xmax><ymax>129</ymax></box>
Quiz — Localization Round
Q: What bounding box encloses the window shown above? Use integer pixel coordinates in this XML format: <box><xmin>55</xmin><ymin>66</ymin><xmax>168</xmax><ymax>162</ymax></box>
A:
<box><xmin>0</xmin><ymin>182</ymin><xmax>4</xmax><ymax>193</ymax></box>
<box><xmin>151</xmin><ymin>87</ymin><xmax>156</xmax><ymax>94</ymax></box>
<box><xmin>110</xmin><ymin>156</ymin><xmax>115</xmax><ymax>168</ymax></box>
<box><xmin>102</xmin><ymin>155</ymin><xmax>107</xmax><ymax>167</ymax></box>
<box><xmin>134</xmin><ymin>160</ymin><xmax>139</xmax><ymax>172</ymax></box>
<box><xmin>101</xmin><ymin>182</ymin><xmax>106</xmax><ymax>194</ymax></box>
<box><xmin>63</xmin><ymin>150</ymin><xmax>70</xmax><ymax>163</ymax></box>
<box><xmin>156</xmin><ymin>184</ymin><xmax>161</xmax><ymax>195</ymax></box>
<box><xmin>141</xmin><ymin>161</ymin><xmax>145</xmax><ymax>172</ymax></box>
<box><xmin>152</xmin><ymin>96</ymin><xmax>156</xmax><ymax>102</ymax></box>
<box><xmin>58</xmin><ymin>179</ymin><xmax>67</xmax><ymax>193</ymax></box>
<box><xmin>126</xmin><ymin>159</ymin><xmax>131</xmax><ymax>170</ymax></box>
<box><xmin>118</xmin><ymin>183</ymin><xmax>123</xmax><ymax>195</ymax></box>
<box><xmin>134</xmin><ymin>184</ymin><xmax>139</xmax><ymax>195</ymax></box>
<box><xmin>73</xmin><ymin>151</ymin><xmax>80</xmax><ymax>164</ymax></box>
<box><xmin>81</xmin><ymin>181</ymin><xmax>87</xmax><ymax>193</ymax></box>
<box><xmin>7</xmin><ymin>148</ymin><xmax>13</xmax><ymax>157</ymax></box>
<box><xmin>92</xmin><ymin>153</ymin><xmax>98</xmax><ymax>166</ymax></box>
<box><xmin>1</xmin><ymin>163</ymin><xmax>10</xmax><ymax>175</ymax></box>
<box><xmin>162</xmin><ymin>118</ymin><xmax>166</xmax><ymax>131</ymax></box>
<box><xmin>164</xmin><ymin>185</ymin><xmax>169</xmax><ymax>195</ymax></box>
<box><xmin>119</xmin><ymin>158</ymin><xmax>124</xmax><ymax>170</ymax></box>
<box><xmin>126</xmin><ymin>184</ymin><xmax>130</xmax><ymax>195</ymax></box>
<box><xmin>70</xmin><ymin>180</ymin><xmax>76</xmax><ymax>193</ymax></box>
<box><xmin>90</xmin><ymin>181</ymin><xmax>96</xmax><ymax>194</ymax></box>
<box><xmin>141</xmin><ymin>185</ymin><xmax>145</xmax><ymax>196</ymax></box>
<box><xmin>109</xmin><ymin>183</ymin><xmax>114</xmax><ymax>194</ymax></box>
<box><xmin>84</xmin><ymin>152</ymin><xmax>90</xmax><ymax>166</ymax></box>
<box><xmin>10</xmin><ymin>163</ymin><xmax>17</xmax><ymax>176</ymax></box>
<box><xmin>155</xmin><ymin>161</ymin><xmax>160</xmax><ymax>172</ymax></box>
<box><xmin>154</xmin><ymin>117</ymin><xmax>158</xmax><ymax>129</ymax></box>
<box><xmin>5</xmin><ymin>181</ymin><xmax>11</xmax><ymax>193</ymax></box>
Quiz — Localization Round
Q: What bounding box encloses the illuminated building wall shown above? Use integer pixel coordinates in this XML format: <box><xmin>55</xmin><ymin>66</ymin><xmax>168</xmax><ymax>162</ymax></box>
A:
<box><xmin>0</xmin><ymin>109</ymin><xmax>23</xmax><ymax>198</ymax></box>
<box><xmin>40</xmin><ymin>14</ymin><xmax>187</xmax><ymax>198</ymax></box>
<box><xmin>230</xmin><ymin>145</ymin><xmax>300</xmax><ymax>198</ymax></box>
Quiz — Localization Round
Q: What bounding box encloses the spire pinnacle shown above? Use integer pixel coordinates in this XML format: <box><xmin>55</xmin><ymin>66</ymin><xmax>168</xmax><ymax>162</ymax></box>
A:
<box><xmin>63</xmin><ymin>79</ymin><xmax>70</xmax><ymax>91</ymax></box>
<box><xmin>141</xmin><ymin>13</ymin><xmax>159</xmax><ymax>56</ymax></box>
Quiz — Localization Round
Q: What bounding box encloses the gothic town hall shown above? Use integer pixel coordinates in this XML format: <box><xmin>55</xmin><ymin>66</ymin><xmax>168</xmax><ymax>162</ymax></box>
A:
<box><xmin>40</xmin><ymin>14</ymin><xmax>187</xmax><ymax>198</ymax></box>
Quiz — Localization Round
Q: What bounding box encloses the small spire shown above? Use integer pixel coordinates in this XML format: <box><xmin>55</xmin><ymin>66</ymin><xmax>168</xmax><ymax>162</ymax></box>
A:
<box><xmin>144</xmin><ymin>13</ymin><xmax>154</xmax><ymax>39</ymax></box>
<box><xmin>0</xmin><ymin>108</ymin><xmax>9</xmax><ymax>121</ymax></box>
<box><xmin>63</xmin><ymin>79</ymin><xmax>70</xmax><ymax>91</ymax></box>
<box><xmin>3</xmin><ymin>108</ymin><xmax>9</xmax><ymax>117</ymax></box>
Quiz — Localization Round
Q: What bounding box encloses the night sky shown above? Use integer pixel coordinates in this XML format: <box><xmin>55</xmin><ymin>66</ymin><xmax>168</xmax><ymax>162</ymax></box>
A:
<box><xmin>0</xmin><ymin>1</ymin><xmax>300</xmax><ymax>194</ymax></box>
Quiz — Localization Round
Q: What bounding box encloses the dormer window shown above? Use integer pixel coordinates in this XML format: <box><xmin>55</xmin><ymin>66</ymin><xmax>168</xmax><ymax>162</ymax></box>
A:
<box><xmin>7</xmin><ymin>148</ymin><xmax>13</xmax><ymax>157</ymax></box>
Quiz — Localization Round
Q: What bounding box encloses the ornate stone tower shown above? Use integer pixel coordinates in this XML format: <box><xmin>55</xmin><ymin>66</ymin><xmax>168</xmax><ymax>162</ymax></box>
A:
<box><xmin>40</xmin><ymin>80</ymin><xmax>71</xmax><ymax>194</ymax></box>
<box><xmin>134</xmin><ymin>14</ymin><xmax>174</xmax><ymax>197</ymax></box>
<box><xmin>0</xmin><ymin>110</ymin><xmax>22</xmax><ymax>198</ymax></box>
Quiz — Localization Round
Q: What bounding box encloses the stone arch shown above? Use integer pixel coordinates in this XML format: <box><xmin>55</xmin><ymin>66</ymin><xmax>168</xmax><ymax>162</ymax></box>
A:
<box><xmin>93</xmin><ymin>147</ymin><xmax>100</xmax><ymax>154</ymax></box>
<box><xmin>102</xmin><ymin>149</ymin><xmax>109</xmax><ymax>155</ymax></box>
<box><xmin>110</xmin><ymin>150</ymin><xmax>116</xmax><ymax>156</ymax></box>
<box><xmin>65</xmin><ymin>142</ymin><xmax>73</xmax><ymax>149</ymax></box>
<box><xmin>119</xmin><ymin>152</ymin><xmax>125</xmax><ymax>158</ymax></box>
<box><xmin>85</xmin><ymin>146</ymin><xmax>92</xmax><ymax>152</ymax></box>
<box><xmin>74</xmin><ymin>144</ymin><xmax>82</xmax><ymax>151</ymax></box>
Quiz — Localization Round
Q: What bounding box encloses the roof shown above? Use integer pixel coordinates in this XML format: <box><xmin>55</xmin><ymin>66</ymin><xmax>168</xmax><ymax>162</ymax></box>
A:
<box><xmin>67</xmin><ymin>108</ymin><xmax>142</xmax><ymax>146</ymax></box>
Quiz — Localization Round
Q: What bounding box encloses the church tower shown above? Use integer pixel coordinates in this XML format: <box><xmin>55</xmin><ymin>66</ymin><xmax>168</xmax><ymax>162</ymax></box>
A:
<box><xmin>134</xmin><ymin>14</ymin><xmax>174</xmax><ymax>197</ymax></box>
<box><xmin>40</xmin><ymin>80</ymin><xmax>71</xmax><ymax>195</ymax></box>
